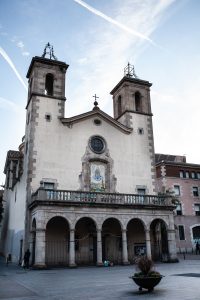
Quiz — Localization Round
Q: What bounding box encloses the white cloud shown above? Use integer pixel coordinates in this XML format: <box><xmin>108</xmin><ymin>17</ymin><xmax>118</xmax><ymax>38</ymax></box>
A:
<box><xmin>22</xmin><ymin>51</ymin><xmax>30</xmax><ymax>56</ymax></box>
<box><xmin>0</xmin><ymin>46</ymin><xmax>27</xmax><ymax>91</ymax></box>
<box><xmin>17</xmin><ymin>41</ymin><xmax>25</xmax><ymax>48</ymax></box>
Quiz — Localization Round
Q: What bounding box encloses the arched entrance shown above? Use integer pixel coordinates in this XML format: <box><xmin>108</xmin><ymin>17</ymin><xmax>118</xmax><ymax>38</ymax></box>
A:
<box><xmin>46</xmin><ymin>216</ymin><xmax>69</xmax><ymax>266</ymax></box>
<box><xmin>150</xmin><ymin>219</ymin><xmax>168</xmax><ymax>261</ymax></box>
<box><xmin>102</xmin><ymin>218</ymin><xmax>122</xmax><ymax>264</ymax></box>
<box><xmin>127</xmin><ymin>218</ymin><xmax>145</xmax><ymax>263</ymax></box>
<box><xmin>75</xmin><ymin>217</ymin><xmax>97</xmax><ymax>265</ymax></box>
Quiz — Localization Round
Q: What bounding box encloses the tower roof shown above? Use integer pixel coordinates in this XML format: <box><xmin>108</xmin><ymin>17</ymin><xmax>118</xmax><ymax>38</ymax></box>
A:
<box><xmin>26</xmin><ymin>56</ymin><xmax>69</xmax><ymax>78</ymax></box>
<box><xmin>110</xmin><ymin>76</ymin><xmax>152</xmax><ymax>95</ymax></box>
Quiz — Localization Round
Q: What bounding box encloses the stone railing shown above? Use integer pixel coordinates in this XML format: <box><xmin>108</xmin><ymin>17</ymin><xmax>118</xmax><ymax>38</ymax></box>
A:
<box><xmin>31</xmin><ymin>188</ymin><xmax>174</xmax><ymax>207</ymax></box>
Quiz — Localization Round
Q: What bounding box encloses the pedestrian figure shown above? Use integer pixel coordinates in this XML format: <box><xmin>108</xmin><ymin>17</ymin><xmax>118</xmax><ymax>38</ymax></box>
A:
<box><xmin>24</xmin><ymin>249</ymin><xmax>31</xmax><ymax>268</ymax></box>
<box><xmin>196</xmin><ymin>242</ymin><xmax>200</xmax><ymax>255</ymax></box>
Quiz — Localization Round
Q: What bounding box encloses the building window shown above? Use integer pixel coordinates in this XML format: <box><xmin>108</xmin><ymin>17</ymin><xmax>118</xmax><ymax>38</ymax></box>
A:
<box><xmin>178</xmin><ymin>225</ymin><xmax>185</xmax><ymax>240</ymax></box>
<box><xmin>193</xmin><ymin>187</ymin><xmax>199</xmax><ymax>197</ymax></box>
<box><xmin>192</xmin><ymin>226</ymin><xmax>200</xmax><ymax>240</ymax></box>
<box><xmin>195</xmin><ymin>204</ymin><xmax>200</xmax><ymax>216</ymax></box>
<box><xmin>44</xmin><ymin>182</ymin><xmax>55</xmax><ymax>190</ymax></box>
<box><xmin>45</xmin><ymin>113</ymin><xmax>51</xmax><ymax>122</ymax></box>
<box><xmin>137</xmin><ymin>188</ymin><xmax>145</xmax><ymax>203</ymax></box>
<box><xmin>197</xmin><ymin>173</ymin><xmax>200</xmax><ymax>179</ymax></box>
<box><xmin>90</xmin><ymin>136</ymin><xmax>105</xmax><ymax>154</ymax></box>
<box><xmin>135</xmin><ymin>92</ymin><xmax>142</xmax><ymax>112</ymax></box>
<box><xmin>118</xmin><ymin>95</ymin><xmax>122</xmax><ymax>116</ymax></box>
<box><xmin>191</xmin><ymin>172</ymin><xmax>196</xmax><ymax>179</ymax></box>
<box><xmin>138</xmin><ymin>128</ymin><xmax>144</xmax><ymax>135</ymax></box>
<box><xmin>174</xmin><ymin>185</ymin><xmax>180</xmax><ymax>196</ymax></box>
<box><xmin>45</xmin><ymin>73</ymin><xmax>54</xmax><ymax>96</ymax></box>
<box><xmin>93</xmin><ymin>119</ymin><xmax>101</xmax><ymax>126</ymax></box>
<box><xmin>180</xmin><ymin>171</ymin><xmax>184</xmax><ymax>178</ymax></box>
<box><xmin>176</xmin><ymin>204</ymin><xmax>182</xmax><ymax>215</ymax></box>
<box><xmin>185</xmin><ymin>171</ymin><xmax>189</xmax><ymax>179</ymax></box>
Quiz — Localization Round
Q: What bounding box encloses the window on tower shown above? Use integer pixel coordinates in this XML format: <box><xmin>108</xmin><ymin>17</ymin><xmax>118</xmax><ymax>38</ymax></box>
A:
<box><xmin>45</xmin><ymin>73</ymin><xmax>54</xmax><ymax>96</ymax></box>
<box><xmin>117</xmin><ymin>95</ymin><xmax>122</xmax><ymax>116</ymax></box>
<box><xmin>135</xmin><ymin>91</ymin><xmax>142</xmax><ymax>112</ymax></box>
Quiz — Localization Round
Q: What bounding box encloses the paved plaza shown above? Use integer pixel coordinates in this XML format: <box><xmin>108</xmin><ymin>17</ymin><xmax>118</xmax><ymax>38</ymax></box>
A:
<box><xmin>0</xmin><ymin>256</ymin><xmax>200</xmax><ymax>300</ymax></box>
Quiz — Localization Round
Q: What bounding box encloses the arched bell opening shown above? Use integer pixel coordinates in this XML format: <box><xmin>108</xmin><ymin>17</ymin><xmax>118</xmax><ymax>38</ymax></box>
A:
<box><xmin>45</xmin><ymin>216</ymin><xmax>69</xmax><ymax>266</ymax></box>
<box><xmin>75</xmin><ymin>217</ymin><xmax>97</xmax><ymax>265</ymax></box>
<box><xmin>102</xmin><ymin>218</ymin><xmax>122</xmax><ymax>264</ymax></box>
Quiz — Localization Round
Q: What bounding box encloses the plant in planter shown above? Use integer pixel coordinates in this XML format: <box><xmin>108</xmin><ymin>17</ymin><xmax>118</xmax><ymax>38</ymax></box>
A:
<box><xmin>130</xmin><ymin>256</ymin><xmax>163</xmax><ymax>292</ymax></box>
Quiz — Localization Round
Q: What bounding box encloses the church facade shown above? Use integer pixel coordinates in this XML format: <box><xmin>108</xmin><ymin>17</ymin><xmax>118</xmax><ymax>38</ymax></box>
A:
<box><xmin>0</xmin><ymin>48</ymin><xmax>178</xmax><ymax>267</ymax></box>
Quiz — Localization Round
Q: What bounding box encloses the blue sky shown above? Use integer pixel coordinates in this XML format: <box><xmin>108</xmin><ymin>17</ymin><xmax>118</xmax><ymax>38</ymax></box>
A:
<box><xmin>0</xmin><ymin>0</ymin><xmax>200</xmax><ymax>184</ymax></box>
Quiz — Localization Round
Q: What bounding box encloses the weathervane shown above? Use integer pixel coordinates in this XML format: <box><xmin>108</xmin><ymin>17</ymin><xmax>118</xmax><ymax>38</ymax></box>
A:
<box><xmin>124</xmin><ymin>62</ymin><xmax>138</xmax><ymax>78</ymax></box>
<box><xmin>42</xmin><ymin>42</ymin><xmax>57</xmax><ymax>60</ymax></box>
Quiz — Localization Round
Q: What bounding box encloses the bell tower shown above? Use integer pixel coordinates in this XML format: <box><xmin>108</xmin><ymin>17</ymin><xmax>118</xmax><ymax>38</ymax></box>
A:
<box><xmin>110</xmin><ymin>63</ymin><xmax>152</xmax><ymax>128</ymax></box>
<box><xmin>26</xmin><ymin>43</ymin><xmax>69</xmax><ymax>117</ymax></box>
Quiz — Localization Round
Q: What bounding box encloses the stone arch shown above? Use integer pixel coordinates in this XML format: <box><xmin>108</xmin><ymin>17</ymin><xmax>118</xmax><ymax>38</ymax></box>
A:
<box><xmin>102</xmin><ymin>217</ymin><xmax>122</xmax><ymax>264</ymax></box>
<box><xmin>45</xmin><ymin>216</ymin><xmax>70</xmax><ymax>266</ymax></box>
<box><xmin>75</xmin><ymin>217</ymin><xmax>97</xmax><ymax>265</ymax></box>
<box><xmin>44</xmin><ymin>214</ymin><xmax>71</xmax><ymax>229</ymax></box>
<box><xmin>150</xmin><ymin>218</ymin><xmax>169</xmax><ymax>261</ymax></box>
<box><xmin>126</xmin><ymin>218</ymin><xmax>146</xmax><ymax>263</ymax></box>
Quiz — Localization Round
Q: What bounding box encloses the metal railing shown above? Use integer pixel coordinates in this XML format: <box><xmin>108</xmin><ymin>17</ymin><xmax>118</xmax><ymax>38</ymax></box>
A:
<box><xmin>31</xmin><ymin>189</ymin><xmax>173</xmax><ymax>207</ymax></box>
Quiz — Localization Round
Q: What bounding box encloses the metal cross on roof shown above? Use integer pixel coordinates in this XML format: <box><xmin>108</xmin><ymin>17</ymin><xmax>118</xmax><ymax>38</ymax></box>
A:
<box><xmin>42</xmin><ymin>42</ymin><xmax>57</xmax><ymax>60</ymax></box>
<box><xmin>93</xmin><ymin>94</ymin><xmax>99</xmax><ymax>108</ymax></box>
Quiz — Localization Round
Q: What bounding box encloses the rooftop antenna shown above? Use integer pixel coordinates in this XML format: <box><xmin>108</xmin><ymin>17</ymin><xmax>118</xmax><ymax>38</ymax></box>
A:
<box><xmin>124</xmin><ymin>62</ymin><xmax>138</xmax><ymax>78</ymax></box>
<box><xmin>42</xmin><ymin>42</ymin><xmax>57</xmax><ymax>60</ymax></box>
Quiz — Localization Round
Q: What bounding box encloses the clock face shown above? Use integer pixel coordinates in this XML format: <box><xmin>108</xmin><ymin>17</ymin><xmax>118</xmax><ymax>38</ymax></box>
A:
<box><xmin>90</xmin><ymin>136</ymin><xmax>105</xmax><ymax>154</ymax></box>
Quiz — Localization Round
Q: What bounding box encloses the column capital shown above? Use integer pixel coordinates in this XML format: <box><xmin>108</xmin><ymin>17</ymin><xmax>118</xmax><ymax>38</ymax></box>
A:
<box><xmin>36</xmin><ymin>228</ymin><xmax>46</xmax><ymax>232</ymax></box>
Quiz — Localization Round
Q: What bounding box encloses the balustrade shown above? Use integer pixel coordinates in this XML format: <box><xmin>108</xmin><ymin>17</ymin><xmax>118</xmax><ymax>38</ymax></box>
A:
<box><xmin>31</xmin><ymin>188</ymin><xmax>173</xmax><ymax>207</ymax></box>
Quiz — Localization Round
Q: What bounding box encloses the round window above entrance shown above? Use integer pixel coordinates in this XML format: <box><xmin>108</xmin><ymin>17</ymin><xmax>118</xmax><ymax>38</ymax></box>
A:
<box><xmin>90</xmin><ymin>136</ymin><xmax>105</xmax><ymax>154</ymax></box>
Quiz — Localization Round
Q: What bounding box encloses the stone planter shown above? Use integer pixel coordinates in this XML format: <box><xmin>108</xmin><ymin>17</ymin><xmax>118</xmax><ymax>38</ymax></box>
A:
<box><xmin>130</xmin><ymin>276</ymin><xmax>163</xmax><ymax>292</ymax></box>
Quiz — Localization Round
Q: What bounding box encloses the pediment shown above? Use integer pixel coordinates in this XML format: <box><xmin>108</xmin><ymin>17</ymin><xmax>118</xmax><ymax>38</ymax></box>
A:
<box><xmin>60</xmin><ymin>108</ymin><xmax>132</xmax><ymax>134</ymax></box>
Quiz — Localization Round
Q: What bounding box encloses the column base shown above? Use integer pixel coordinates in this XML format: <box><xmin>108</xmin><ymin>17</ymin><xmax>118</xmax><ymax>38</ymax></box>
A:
<box><xmin>69</xmin><ymin>263</ymin><xmax>77</xmax><ymax>268</ymax></box>
<box><xmin>96</xmin><ymin>262</ymin><xmax>104</xmax><ymax>267</ymax></box>
<box><xmin>32</xmin><ymin>264</ymin><xmax>47</xmax><ymax>270</ymax></box>
<box><xmin>122</xmin><ymin>261</ymin><xmax>130</xmax><ymax>265</ymax></box>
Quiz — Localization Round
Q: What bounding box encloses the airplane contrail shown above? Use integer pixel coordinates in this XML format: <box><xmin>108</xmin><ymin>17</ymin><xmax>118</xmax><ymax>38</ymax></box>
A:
<box><xmin>0</xmin><ymin>46</ymin><xmax>27</xmax><ymax>91</ymax></box>
<box><xmin>73</xmin><ymin>0</ymin><xmax>155</xmax><ymax>45</ymax></box>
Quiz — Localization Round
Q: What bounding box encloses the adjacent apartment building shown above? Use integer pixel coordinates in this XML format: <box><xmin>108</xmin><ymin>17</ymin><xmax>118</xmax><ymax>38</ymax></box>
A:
<box><xmin>155</xmin><ymin>153</ymin><xmax>200</xmax><ymax>253</ymax></box>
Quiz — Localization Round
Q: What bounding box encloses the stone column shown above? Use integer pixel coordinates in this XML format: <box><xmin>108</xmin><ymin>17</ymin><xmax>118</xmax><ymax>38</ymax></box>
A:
<box><xmin>69</xmin><ymin>229</ymin><xmax>76</xmax><ymax>267</ymax></box>
<box><xmin>145</xmin><ymin>229</ymin><xmax>152</xmax><ymax>259</ymax></box>
<box><xmin>97</xmin><ymin>229</ymin><xmax>103</xmax><ymax>266</ymax></box>
<box><xmin>167</xmin><ymin>229</ymin><xmax>178</xmax><ymax>262</ymax></box>
<box><xmin>33</xmin><ymin>229</ymin><xmax>46</xmax><ymax>269</ymax></box>
<box><xmin>122</xmin><ymin>229</ymin><xmax>129</xmax><ymax>265</ymax></box>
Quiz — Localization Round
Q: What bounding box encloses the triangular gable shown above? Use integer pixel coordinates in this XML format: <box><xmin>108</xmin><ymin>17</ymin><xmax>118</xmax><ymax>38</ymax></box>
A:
<box><xmin>60</xmin><ymin>108</ymin><xmax>132</xmax><ymax>134</ymax></box>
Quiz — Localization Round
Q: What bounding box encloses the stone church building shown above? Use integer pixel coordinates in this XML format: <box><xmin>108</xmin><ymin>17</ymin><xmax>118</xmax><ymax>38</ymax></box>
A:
<box><xmin>0</xmin><ymin>46</ymin><xmax>178</xmax><ymax>267</ymax></box>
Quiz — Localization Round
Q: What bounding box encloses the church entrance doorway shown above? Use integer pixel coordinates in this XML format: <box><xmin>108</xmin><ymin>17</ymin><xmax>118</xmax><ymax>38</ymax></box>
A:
<box><xmin>75</xmin><ymin>217</ymin><xmax>97</xmax><ymax>265</ymax></box>
<box><xmin>45</xmin><ymin>216</ymin><xmax>69</xmax><ymax>266</ymax></box>
<box><xmin>150</xmin><ymin>219</ymin><xmax>168</xmax><ymax>261</ymax></box>
<box><xmin>102</xmin><ymin>218</ymin><xmax>122</xmax><ymax>264</ymax></box>
<box><xmin>127</xmin><ymin>218</ymin><xmax>145</xmax><ymax>263</ymax></box>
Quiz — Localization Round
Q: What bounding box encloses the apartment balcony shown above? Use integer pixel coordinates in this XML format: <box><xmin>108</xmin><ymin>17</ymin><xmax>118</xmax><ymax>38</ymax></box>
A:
<box><xmin>29</xmin><ymin>188</ymin><xmax>175</xmax><ymax>210</ymax></box>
